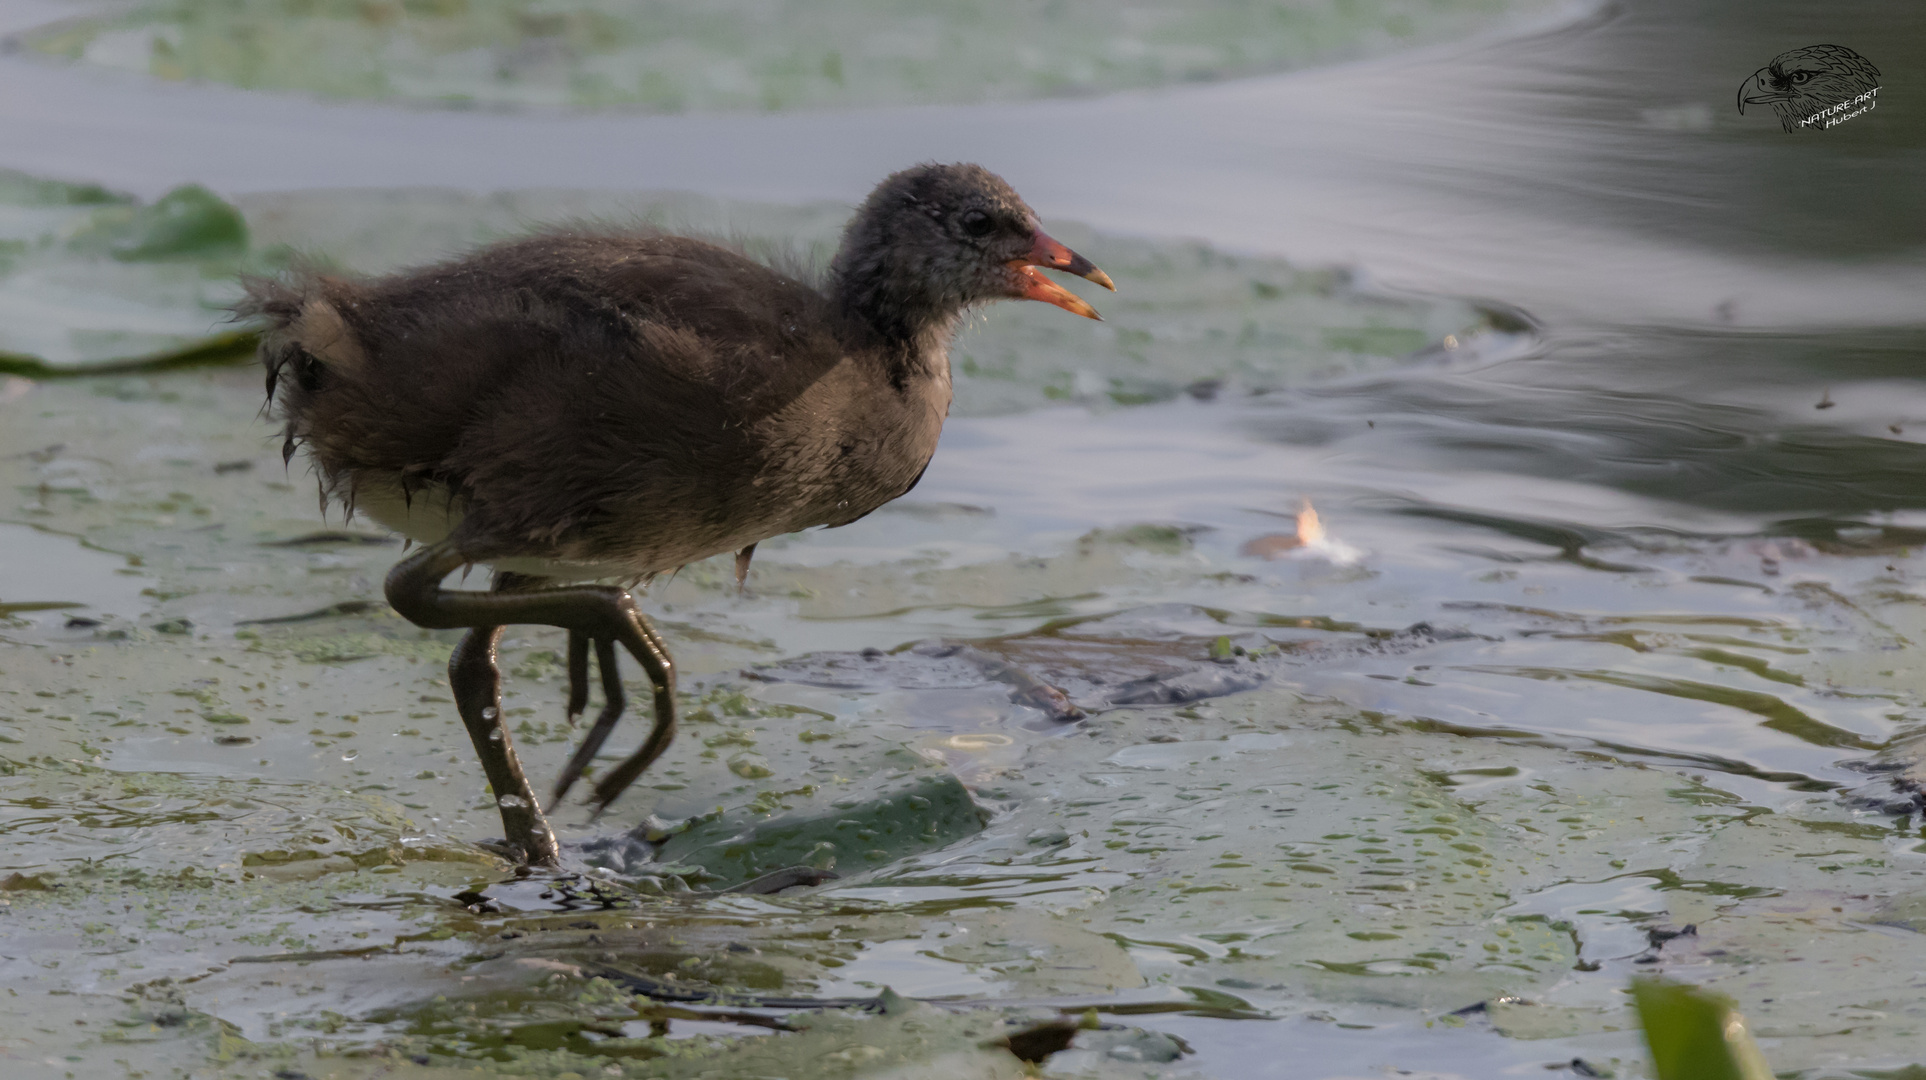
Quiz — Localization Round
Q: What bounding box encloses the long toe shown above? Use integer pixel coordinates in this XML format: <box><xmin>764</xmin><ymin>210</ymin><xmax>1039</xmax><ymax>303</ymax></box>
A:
<box><xmin>550</xmin><ymin>638</ymin><xmax>626</xmax><ymax>808</ymax></box>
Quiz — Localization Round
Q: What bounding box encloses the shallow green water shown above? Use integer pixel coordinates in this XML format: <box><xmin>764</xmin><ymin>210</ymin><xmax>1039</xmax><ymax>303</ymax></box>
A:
<box><xmin>25</xmin><ymin>0</ymin><xmax>1556</xmax><ymax>111</ymax></box>
<box><xmin>10</xmin><ymin>322</ymin><xmax>1926</xmax><ymax>1078</ymax></box>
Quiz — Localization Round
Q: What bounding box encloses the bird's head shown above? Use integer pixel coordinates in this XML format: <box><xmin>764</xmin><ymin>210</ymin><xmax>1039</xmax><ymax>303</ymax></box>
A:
<box><xmin>831</xmin><ymin>162</ymin><xmax>1114</xmax><ymax>341</ymax></box>
<box><xmin>1737</xmin><ymin>45</ymin><xmax>1880</xmax><ymax>129</ymax></box>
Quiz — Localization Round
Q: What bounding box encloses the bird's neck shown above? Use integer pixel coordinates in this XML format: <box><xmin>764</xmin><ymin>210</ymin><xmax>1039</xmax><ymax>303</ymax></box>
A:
<box><xmin>828</xmin><ymin>261</ymin><xmax>964</xmax><ymax>390</ymax></box>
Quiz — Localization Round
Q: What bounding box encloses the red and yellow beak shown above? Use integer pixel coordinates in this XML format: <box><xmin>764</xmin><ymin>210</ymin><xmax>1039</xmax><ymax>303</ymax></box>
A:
<box><xmin>1007</xmin><ymin>230</ymin><xmax>1115</xmax><ymax>321</ymax></box>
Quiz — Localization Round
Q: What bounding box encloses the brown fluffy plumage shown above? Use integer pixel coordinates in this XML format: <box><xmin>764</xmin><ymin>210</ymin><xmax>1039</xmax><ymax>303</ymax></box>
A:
<box><xmin>245</xmin><ymin>229</ymin><xmax>941</xmax><ymax>577</ymax></box>
<box><xmin>237</xmin><ymin>162</ymin><xmax>1112</xmax><ymax>866</ymax></box>
<box><xmin>243</xmin><ymin>164</ymin><xmax>1108</xmax><ymax>579</ymax></box>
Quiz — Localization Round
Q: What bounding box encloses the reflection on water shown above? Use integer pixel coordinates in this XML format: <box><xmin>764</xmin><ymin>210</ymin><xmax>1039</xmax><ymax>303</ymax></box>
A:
<box><xmin>1261</xmin><ymin>326</ymin><xmax>1926</xmax><ymax>517</ymax></box>
<box><xmin>1425</xmin><ymin>2</ymin><xmax>1926</xmax><ymax>261</ymax></box>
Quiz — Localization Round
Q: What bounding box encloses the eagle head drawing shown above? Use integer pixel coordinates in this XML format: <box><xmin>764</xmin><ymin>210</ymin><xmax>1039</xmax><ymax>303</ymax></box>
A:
<box><xmin>1738</xmin><ymin>44</ymin><xmax>1880</xmax><ymax>132</ymax></box>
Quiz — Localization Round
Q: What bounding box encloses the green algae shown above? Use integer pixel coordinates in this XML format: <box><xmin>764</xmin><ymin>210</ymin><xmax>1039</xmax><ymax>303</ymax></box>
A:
<box><xmin>0</xmin><ymin>758</ymin><xmax>416</xmax><ymax>876</ymax></box>
<box><xmin>25</xmin><ymin>0</ymin><xmax>1560</xmax><ymax>113</ymax></box>
<box><xmin>8</xmin><ymin>365</ymin><xmax>1926</xmax><ymax>1075</ymax></box>
<box><xmin>7</xmin><ymin>188</ymin><xmax>1926</xmax><ymax>1077</ymax></box>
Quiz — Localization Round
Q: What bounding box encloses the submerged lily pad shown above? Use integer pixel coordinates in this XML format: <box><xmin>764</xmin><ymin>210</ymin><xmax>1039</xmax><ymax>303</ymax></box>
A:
<box><xmin>12</xmin><ymin>157</ymin><xmax>1926</xmax><ymax>1076</ymax></box>
<box><xmin>27</xmin><ymin>0</ymin><xmax>1560</xmax><ymax>112</ymax></box>
<box><xmin>0</xmin><ymin>760</ymin><xmax>413</xmax><ymax>877</ymax></box>
<box><xmin>652</xmin><ymin>770</ymin><xmax>989</xmax><ymax>887</ymax></box>
<box><xmin>0</xmin><ymin>522</ymin><xmax>149</xmax><ymax>625</ymax></box>
<box><xmin>3</xmin><ymin>177</ymin><xmax>1499</xmax><ymax>395</ymax></box>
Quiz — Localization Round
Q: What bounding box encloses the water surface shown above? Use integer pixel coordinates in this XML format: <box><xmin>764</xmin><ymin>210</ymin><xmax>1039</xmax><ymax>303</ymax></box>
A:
<box><xmin>3</xmin><ymin>1</ymin><xmax>1926</xmax><ymax>1078</ymax></box>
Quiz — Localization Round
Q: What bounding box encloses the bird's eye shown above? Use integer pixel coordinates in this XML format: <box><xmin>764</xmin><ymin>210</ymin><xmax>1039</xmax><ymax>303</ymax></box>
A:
<box><xmin>959</xmin><ymin>209</ymin><xmax>994</xmax><ymax>238</ymax></box>
<box><xmin>1790</xmin><ymin>71</ymin><xmax>1812</xmax><ymax>84</ymax></box>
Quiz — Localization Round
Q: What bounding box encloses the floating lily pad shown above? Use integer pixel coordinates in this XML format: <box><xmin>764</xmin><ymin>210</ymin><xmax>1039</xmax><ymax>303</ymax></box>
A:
<box><xmin>3</xmin><ymin>178</ymin><xmax>1499</xmax><ymax>395</ymax></box>
<box><xmin>12</xmin><ymin>169</ymin><xmax>1926</xmax><ymax>1078</ymax></box>
<box><xmin>85</xmin><ymin>184</ymin><xmax>250</xmax><ymax>262</ymax></box>
<box><xmin>0</xmin><ymin>171</ymin><xmax>257</xmax><ymax>375</ymax></box>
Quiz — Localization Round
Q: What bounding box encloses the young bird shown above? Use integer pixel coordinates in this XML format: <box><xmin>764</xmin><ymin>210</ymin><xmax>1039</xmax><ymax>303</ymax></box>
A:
<box><xmin>242</xmin><ymin>163</ymin><xmax>1113</xmax><ymax>866</ymax></box>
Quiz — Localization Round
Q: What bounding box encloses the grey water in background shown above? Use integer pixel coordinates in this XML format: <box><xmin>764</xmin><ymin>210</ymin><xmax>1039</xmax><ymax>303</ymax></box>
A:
<box><xmin>2</xmin><ymin>0</ymin><xmax>1923</xmax><ymax>329</ymax></box>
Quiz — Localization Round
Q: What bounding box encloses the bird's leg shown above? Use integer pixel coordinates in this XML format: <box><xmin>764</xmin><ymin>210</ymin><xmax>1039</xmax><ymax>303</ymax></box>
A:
<box><xmin>549</xmin><ymin>637</ymin><xmax>626</xmax><ymax>809</ymax></box>
<box><xmin>565</xmin><ymin>631</ymin><xmax>591</xmax><ymax>722</ymax></box>
<box><xmin>448</xmin><ymin>623</ymin><xmax>560</xmax><ymax>867</ymax></box>
<box><xmin>387</xmin><ymin>542</ymin><xmax>677</xmax><ymax>825</ymax></box>
<box><xmin>585</xmin><ymin>676</ymin><xmax>677</xmax><ymax>814</ymax></box>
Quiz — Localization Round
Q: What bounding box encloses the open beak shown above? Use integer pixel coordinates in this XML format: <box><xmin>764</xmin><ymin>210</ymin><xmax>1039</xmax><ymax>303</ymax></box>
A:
<box><xmin>1007</xmin><ymin>230</ymin><xmax>1115</xmax><ymax>321</ymax></box>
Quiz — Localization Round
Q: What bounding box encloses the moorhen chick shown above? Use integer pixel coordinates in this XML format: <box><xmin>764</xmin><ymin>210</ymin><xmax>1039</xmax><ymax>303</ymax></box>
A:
<box><xmin>242</xmin><ymin>163</ymin><xmax>1113</xmax><ymax>866</ymax></box>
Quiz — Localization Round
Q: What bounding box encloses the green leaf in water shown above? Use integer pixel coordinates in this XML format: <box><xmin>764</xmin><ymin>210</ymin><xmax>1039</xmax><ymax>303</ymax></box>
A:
<box><xmin>653</xmin><ymin>771</ymin><xmax>987</xmax><ymax>888</ymax></box>
<box><xmin>2</xmin><ymin>178</ymin><xmax>1493</xmax><ymax>385</ymax></box>
<box><xmin>0</xmin><ymin>177</ymin><xmax>255</xmax><ymax>372</ymax></box>
<box><xmin>0</xmin><ymin>169</ymin><xmax>129</xmax><ymax>207</ymax></box>
<box><xmin>103</xmin><ymin>185</ymin><xmax>250</xmax><ymax>261</ymax></box>
<box><xmin>1631</xmin><ymin>976</ymin><xmax>1775</xmax><ymax>1080</ymax></box>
